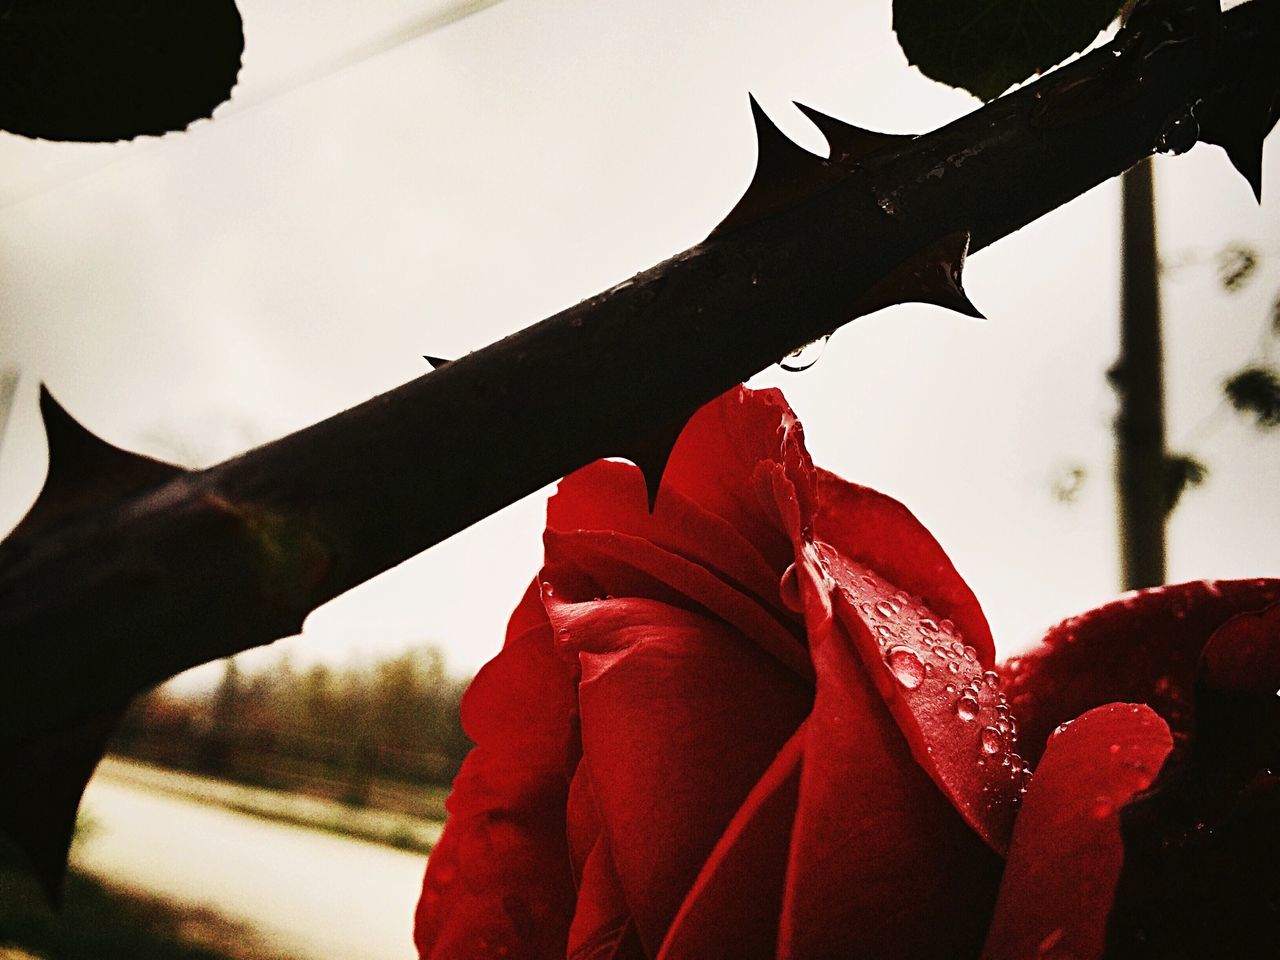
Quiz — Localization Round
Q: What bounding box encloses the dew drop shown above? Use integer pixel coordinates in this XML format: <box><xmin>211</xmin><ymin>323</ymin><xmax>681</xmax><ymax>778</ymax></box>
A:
<box><xmin>887</xmin><ymin>646</ymin><xmax>926</xmax><ymax>690</ymax></box>
<box><xmin>875</xmin><ymin>599</ymin><xmax>899</xmax><ymax>618</ymax></box>
<box><xmin>956</xmin><ymin>694</ymin><xmax>980</xmax><ymax>721</ymax></box>
<box><xmin>980</xmin><ymin>726</ymin><xmax>1003</xmax><ymax>755</ymax></box>
<box><xmin>780</xmin><ymin>335</ymin><xmax>830</xmax><ymax>372</ymax></box>
<box><xmin>947</xmin><ymin>661</ymin><xmax>961</xmax><ymax>674</ymax></box>
<box><xmin>875</xmin><ymin>623</ymin><xmax>895</xmax><ymax>643</ymax></box>
<box><xmin>779</xmin><ymin>562</ymin><xmax>805</xmax><ymax>613</ymax></box>
<box><xmin>919</xmin><ymin>617</ymin><xmax>940</xmax><ymax>634</ymax></box>
<box><xmin>983</xmin><ymin>670</ymin><xmax>1000</xmax><ymax>689</ymax></box>
<box><xmin>944</xmin><ymin>683</ymin><xmax>956</xmax><ymax>694</ymax></box>
<box><xmin>931</xmin><ymin>645</ymin><xmax>949</xmax><ymax>659</ymax></box>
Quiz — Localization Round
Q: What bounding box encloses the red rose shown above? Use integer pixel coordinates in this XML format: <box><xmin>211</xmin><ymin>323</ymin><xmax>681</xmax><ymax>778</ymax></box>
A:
<box><xmin>415</xmin><ymin>386</ymin><xmax>1280</xmax><ymax>959</ymax></box>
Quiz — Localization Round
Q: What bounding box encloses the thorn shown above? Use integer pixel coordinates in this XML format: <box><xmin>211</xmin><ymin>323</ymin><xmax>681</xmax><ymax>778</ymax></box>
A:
<box><xmin>618</xmin><ymin>415</ymin><xmax>690</xmax><ymax>512</ymax></box>
<box><xmin>5</xmin><ymin>386</ymin><xmax>184</xmax><ymax>542</ymax></box>
<box><xmin>708</xmin><ymin>94</ymin><xmax>842</xmax><ymax>238</ymax></box>
<box><xmin>856</xmin><ymin>231</ymin><xmax>986</xmax><ymax>320</ymax></box>
<box><xmin>423</xmin><ymin>356</ymin><xmax>452</xmax><ymax>369</ymax></box>
<box><xmin>0</xmin><ymin>707</ymin><xmax>124</xmax><ymax>905</ymax></box>
<box><xmin>792</xmin><ymin>102</ymin><xmax>911</xmax><ymax>165</ymax></box>
<box><xmin>1224</xmin><ymin>140</ymin><xmax>1263</xmax><ymax>203</ymax></box>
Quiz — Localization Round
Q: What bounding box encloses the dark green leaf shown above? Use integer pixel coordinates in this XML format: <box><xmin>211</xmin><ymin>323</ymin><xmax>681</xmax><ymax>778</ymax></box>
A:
<box><xmin>1224</xmin><ymin>366</ymin><xmax>1280</xmax><ymax>429</ymax></box>
<box><xmin>1163</xmin><ymin>453</ymin><xmax>1207</xmax><ymax>515</ymax></box>
<box><xmin>892</xmin><ymin>0</ymin><xmax>1127</xmax><ymax>100</ymax></box>
<box><xmin>0</xmin><ymin>0</ymin><xmax>243</xmax><ymax>142</ymax></box>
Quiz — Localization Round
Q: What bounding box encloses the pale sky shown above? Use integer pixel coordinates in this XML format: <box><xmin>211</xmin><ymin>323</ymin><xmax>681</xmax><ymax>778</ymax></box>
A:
<box><xmin>0</xmin><ymin>0</ymin><xmax>1277</xmax><ymax>686</ymax></box>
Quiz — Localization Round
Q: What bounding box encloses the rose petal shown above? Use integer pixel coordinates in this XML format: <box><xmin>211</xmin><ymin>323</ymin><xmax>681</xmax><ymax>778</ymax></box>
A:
<box><xmin>567</xmin><ymin>836</ymin><xmax>646</xmax><ymax>960</ymax></box>
<box><xmin>979</xmin><ymin>703</ymin><xmax>1174</xmax><ymax>960</ymax></box>
<box><xmin>814</xmin><ymin>469</ymin><xmax>995</xmax><ymax>665</ymax></box>
<box><xmin>560</xmin><ymin>596</ymin><xmax>810</xmax><ymax>955</ymax></box>
<box><xmin>1191</xmin><ymin>601</ymin><xmax>1280</xmax><ymax>797</ymax></box>
<box><xmin>1002</xmin><ymin>579</ymin><xmax>1280</xmax><ymax>764</ymax></box>
<box><xmin>1103</xmin><ymin>606</ymin><xmax>1280</xmax><ymax>956</ymax></box>
<box><xmin>415</xmin><ymin>581</ymin><xmax>579</xmax><ymax>959</ymax></box>
<box><xmin>1108</xmin><ymin>773</ymin><xmax>1280</xmax><ymax>958</ymax></box>
<box><xmin>657</xmin><ymin>728</ymin><xmax>806</xmax><ymax>960</ymax></box>
<box><xmin>543</xmin><ymin>529</ymin><xmax>811</xmax><ymax>679</ymax></box>
<box><xmin>778</xmin><ymin>605</ymin><xmax>1003</xmax><ymax>960</ymax></box>
<box><xmin>548</xmin><ymin>461</ymin><xmax>788</xmax><ymax>622</ymax></box>
<box><xmin>1199</xmin><ymin>600</ymin><xmax>1280</xmax><ymax>697</ymax></box>
<box><xmin>658</xmin><ymin>385</ymin><xmax>815</xmax><ymax>571</ymax></box>
<box><xmin>816</xmin><ymin>544</ymin><xmax>1024</xmax><ymax>853</ymax></box>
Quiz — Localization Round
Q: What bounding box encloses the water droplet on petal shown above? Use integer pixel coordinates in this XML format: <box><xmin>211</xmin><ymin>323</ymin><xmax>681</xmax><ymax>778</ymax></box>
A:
<box><xmin>779</xmin><ymin>562</ymin><xmax>804</xmax><ymax>612</ymax></box>
<box><xmin>875</xmin><ymin>599</ymin><xmax>899</xmax><ymax>618</ymax></box>
<box><xmin>887</xmin><ymin>646</ymin><xmax>926</xmax><ymax>690</ymax></box>
<box><xmin>956</xmin><ymin>694</ymin><xmax>980</xmax><ymax>721</ymax></box>
<box><xmin>983</xmin><ymin>670</ymin><xmax>1000</xmax><ymax>689</ymax></box>
<box><xmin>780</xmin><ymin>336</ymin><xmax>830</xmax><ymax>372</ymax></box>
<box><xmin>919</xmin><ymin>617</ymin><xmax>940</xmax><ymax>634</ymax></box>
<box><xmin>980</xmin><ymin>726</ymin><xmax>1003</xmax><ymax>754</ymax></box>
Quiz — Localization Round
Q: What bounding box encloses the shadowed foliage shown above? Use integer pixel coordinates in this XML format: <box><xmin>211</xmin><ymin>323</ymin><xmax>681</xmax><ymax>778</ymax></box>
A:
<box><xmin>0</xmin><ymin>0</ymin><xmax>243</xmax><ymax>141</ymax></box>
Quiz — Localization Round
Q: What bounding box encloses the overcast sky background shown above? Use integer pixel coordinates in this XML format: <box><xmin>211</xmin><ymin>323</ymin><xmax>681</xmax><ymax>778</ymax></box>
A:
<box><xmin>0</xmin><ymin>0</ymin><xmax>1277</xmax><ymax>686</ymax></box>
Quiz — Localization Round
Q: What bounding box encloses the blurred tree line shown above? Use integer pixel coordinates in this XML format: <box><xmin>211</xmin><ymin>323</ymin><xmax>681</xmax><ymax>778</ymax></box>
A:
<box><xmin>110</xmin><ymin>650</ymin><xmax>472</xmax><ymax>813</ymax></box>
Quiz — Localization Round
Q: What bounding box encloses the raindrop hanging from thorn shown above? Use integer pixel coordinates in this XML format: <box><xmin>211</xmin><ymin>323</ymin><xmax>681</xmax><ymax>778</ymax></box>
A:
<box><xmin>779</xmin><ymin>335</ymin><xmax>830</xmax><ymax>372</ymax></box>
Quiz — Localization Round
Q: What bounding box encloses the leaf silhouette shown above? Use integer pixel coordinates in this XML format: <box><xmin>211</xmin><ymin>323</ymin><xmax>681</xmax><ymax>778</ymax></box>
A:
<box><xmin>0</xmin><ymin>0</ymin><xmax>243</xmax><ymax>142</ymax></box>
<box><xmin>893</xmin><ymin>0</ymin><xmax>1127</xmax><ymax>101</ymax></box>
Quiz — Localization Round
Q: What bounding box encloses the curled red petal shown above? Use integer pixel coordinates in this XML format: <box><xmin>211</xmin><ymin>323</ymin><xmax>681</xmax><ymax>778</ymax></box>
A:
<box><xmin>566</xmin><ymin>600</ymin><xmax>811</xmax><ymax>955</ymax></box>
<box><xmin>542</xmin><ymin>528</ymin><xmax>811</xmax><ymax>679</ymax></box>
<box><xmin>567</xmin><ymin>836</ymin><xmax>646</xmax><ymax>960</ymax></box>
<box><xmin>657</xmin><ymin>727</ymin><xmax>805</xmax><ymax>960</ymax></box>
<box><xmin>548</xmin><ymin>461</ymin><xmax>789</xmax><ymax>621</ymax></box>
<box><xmin>813</xmin><ymin>541</ymin><xmax>1024</xmax><ymax>853</ymax></box>
<box><xmin>1199</xmin><ymin>600</ymin><xmax>1280</xmax><ymax>698</ymax></box>
<box><xmin>979</xmin><ymin>703</ymin><xmax>1174</xmax><ymax>960</ymax></box>
<box><xmin>656</xmin><ymin>386</ymin><xmax>815</xmax><ymax>571</ymax></box>
<box><xmin>778</xmin><ymin>607</ymin><xmax>1002</xmax><ymax>959</ymax></box>
<box><xmin>415</xmin><ymin>581</ymin><xmax>579</xmax><ymax>959</ymax></box>
<box><xmin>814</xmin><ymin>469</ymin><xmax>995</xmax><ymax>665</ymax></box>
<box><xmin>1002</xmin><ymin>579</ymin><xmax>1280</xmax><ymax>764</ymax></box>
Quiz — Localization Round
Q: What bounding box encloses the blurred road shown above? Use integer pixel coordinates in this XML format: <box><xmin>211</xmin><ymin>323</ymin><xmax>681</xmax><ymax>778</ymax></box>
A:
<box><xmin>74</xmin><ymin>773</ymin><xmax>429</xmax><ymax>960</ymax></box>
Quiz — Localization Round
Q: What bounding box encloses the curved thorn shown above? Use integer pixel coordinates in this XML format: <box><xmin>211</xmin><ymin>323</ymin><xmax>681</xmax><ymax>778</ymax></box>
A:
<box><xmin>854</xmin><ymin>231</ymin><xmax>986</xmax><ymax>320</ymax></box>
<box><xmin>5</xmin><ymin>386</ymin><xmax>184</xmax><ymax>542</ymax></box>
<box><xmin>709</xmin><ymin>94</ymin><xmax>838</xmax><ymax>238</ymax></box>
<box><xmin>792</xmin><ymin>101</ymin><xmax>912</xmax><ymax>165</ymax></box>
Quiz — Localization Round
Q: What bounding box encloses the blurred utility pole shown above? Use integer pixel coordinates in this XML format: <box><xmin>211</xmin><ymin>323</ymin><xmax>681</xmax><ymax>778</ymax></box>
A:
<box><xmin>0</xmin><ymin>366</ymin><xmax>17</xmax><ymax>457</ymax></box>
<box><xmin>1114</xmin><ymin>158</ymin><xmax>1168</xmax><ymax>590</ymax></box>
